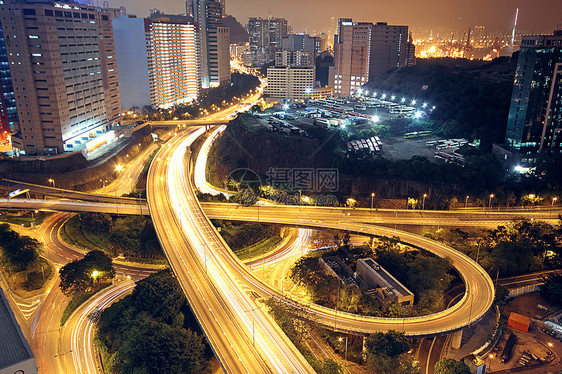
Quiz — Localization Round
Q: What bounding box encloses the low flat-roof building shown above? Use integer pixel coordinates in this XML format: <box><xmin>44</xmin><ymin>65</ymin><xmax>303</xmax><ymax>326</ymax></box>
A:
<box><xmin>0</xmin><ymin>288</ymin><xmax>37</xmax><ymax>374</ymax></box>
<box><xmin>356</xmin><ymin>258</ymin><xmax>414</xmax><ymax>305</ymax></box>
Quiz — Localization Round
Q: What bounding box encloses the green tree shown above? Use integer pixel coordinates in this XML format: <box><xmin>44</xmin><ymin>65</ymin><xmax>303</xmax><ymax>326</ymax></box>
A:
<box><xmin>434</xmin><ymin>358</ymin><xmax>470</xmax><ymax>374</ymax></box>
<box><xmin>5</xmin><ymin>236</ymin><xmax>40</xmax><ymax>271</ymax></box>
<box><xmin>540</xmin><ymin>274</ymin><xmax>562</xmax><ymax>307</ymax></box>
<box><xmin>79</xmin><ymin>212</ymin><xmax>112</xmax><ymax>233</ymax></box>
<box><xmin>365</xmin><ymin>330</ymin><xmax>410</xmax><ymax>358</ymax></box>
<box><xmin>59</xmin><ymin>250</ymin><xmax>115</xmax><ymax>295</ymax></box>
<box><xmin>130</xmin><ymin>269</ymin><xmax>185</xmax><ymax>324</ymax></box>
<box><xmin>114</xmin><ymin>316</ymin><xmax>207</xmax><ymax>374</ymax></box>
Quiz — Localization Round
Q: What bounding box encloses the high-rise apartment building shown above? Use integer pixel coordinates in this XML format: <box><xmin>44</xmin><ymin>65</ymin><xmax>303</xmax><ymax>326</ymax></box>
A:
<box><xmin>0</xmin><ymin>22</ymin><xmax>18</xmax><ymax>137</ymax></box>
<box><xmin>264</xmin><ymin>65</ymin><xmax>315</xmax><ymax>101</ymax></box>
<box><xmin>504</xmin><ymin>30</ymin><xmax>562</xmax><ymax>164</ymax></box>
<box><xmin>333</xmin><ymin>18</ymin><xmax>411</xmax><ymax>97</ymax></box>
<box><xmin>0</xmin><ymin>0</ymin><xmax>121</xmax><ymax>155</ymax></box>
<box><xmin>265</xmin><ymin>50</ymin><xmax>315</xmax><ymax>100</ymax></box>
<box><xmin>275</xmin><ymin>50</ymin><xmax>313</xmax><ymax>67</ymax></box>
<box><xmin>192</xmin><ymin>0</ymin><xmax>230</xmax><ymax>88</ymax></box>
<box><xmin>333</xmin><ymin>21</ymin><xmax>372</xmax><ymax>97</ymax></box>
<box><xmin>369</xmin><ymin>22</ymin><xmax>409</xmax><ymax>78</ymax></box>
<box><xmin>281</xmin><ymin>34</ymin><xmax>318</xmax><ymax>56</ymax></box>
<box><xmin>247</xmin><ymin>17</ymin><xmax>288</xmax><ymax>52</ymax></box>
<box><xmin>112</xmin><ymin>15</ymin><xmax>201</xmax><ymax>109</ymax></box>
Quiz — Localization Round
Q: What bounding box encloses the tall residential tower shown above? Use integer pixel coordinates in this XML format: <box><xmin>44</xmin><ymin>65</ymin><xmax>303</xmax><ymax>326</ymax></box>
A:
<box><xmin>504</xmin><ymin>30</ymin><xmax>562</xmax><ymax>165</ymax></box>
<box><xmin>192</xmin><ymin>0</ymin><xmax>230</xmax><ymax>88</ymax></box>
<box><xmin>0</xmin><ymin>0</ymin><xmax>121</xmax><ymax>155</ymax></box>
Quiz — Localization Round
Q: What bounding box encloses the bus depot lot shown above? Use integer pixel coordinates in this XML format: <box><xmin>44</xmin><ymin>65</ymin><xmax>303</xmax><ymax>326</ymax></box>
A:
<box><xmin>380</xmin><ymin>136</ymin><xmax>447</xmax><ymax>161</ymax></box>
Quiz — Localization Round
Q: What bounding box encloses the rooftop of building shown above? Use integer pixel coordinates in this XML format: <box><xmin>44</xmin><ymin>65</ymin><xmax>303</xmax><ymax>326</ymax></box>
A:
<box><xmin>0</xmin><ymin>288</ymin><xmax>34</xmax><ymax>370</ymax></box>
<box><xmin>358</xmin><ymin>258</ymin><xmax>413</xmax><ymax>298</ymax></box>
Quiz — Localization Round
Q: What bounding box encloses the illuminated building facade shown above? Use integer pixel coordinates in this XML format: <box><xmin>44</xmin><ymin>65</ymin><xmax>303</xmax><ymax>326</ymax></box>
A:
<box><xmin>505</xmin><ymin>30</ymin><xmax>562</xmax><ymax>164</ymax></box>
<box><xmin>333</xmin><ymin>18</ymin><xmax>411</xmax><ymax>97</ymax></box>
<box><xmin>113</xmin><ymin>15</ymin><xmax>201</xmax><ymax>109</ymax></box>
<box><xmin>146</xmin><ymin>20</ymin><xmax>201</xmax><ymax>108</ymax></box>
<box><xmin>0</xmin><ymin>0</ymin><xmax>121</xmax><ymax>155</ymax></box>
<box><xmin>247</xmin><ymin>17</ymin><xmax>288</xmax><ymax>65</ymax></box>
<box><xmin>192</xmin><ymin>0</ymin><xmax>230</xmax><ymax>88</ymax></box>
<box><xmin>333</xmin><ymin>20</ymin><xmax>372</xmax><ymax>96</ymax></box>
<box><xmin>265</xmin><ymin>53</ymin><xmax>315</xmax><ymax>100</ymax></box>
<box><xmin>0</xmin><ymin>22</ymin><xmax>18</xmax><ymax>138</ymax></box>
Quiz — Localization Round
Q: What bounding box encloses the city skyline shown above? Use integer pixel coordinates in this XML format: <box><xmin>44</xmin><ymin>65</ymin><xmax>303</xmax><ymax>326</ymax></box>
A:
<box><xmin>113</xmin><ymin>0</ymin><xmax>562</xmax><ymax>35</ymax></box>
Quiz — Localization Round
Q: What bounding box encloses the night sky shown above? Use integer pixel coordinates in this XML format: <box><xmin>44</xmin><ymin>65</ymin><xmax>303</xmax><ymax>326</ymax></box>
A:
<box><xmin>114</xmin><ymin>0</ymin><xmax>562</xmax><ymax>36</ymax></box>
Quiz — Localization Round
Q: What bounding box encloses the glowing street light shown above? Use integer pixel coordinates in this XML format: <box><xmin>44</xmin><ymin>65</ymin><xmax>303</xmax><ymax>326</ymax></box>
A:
<box><xmin>371</xmin><ymin>192</ymin><xmax>375</xmax><ymax>212</ymax></box>
<box><xmin>401</xmin><ymin>97</ymin><xmax>406</xmax><ymax>103</ymax></box>
<box><xmin>414</xmin><ymin>111</ymin><xmax>423</xmax><ymax>119</ymax></box>
<box><xmin>115</xmin><ymin>164</ymin><xmax>123</xmax><ymax>172</ymax></box>
<box><xmin>553</xmin><ymin>197</ymin><xmax>558</xmax><ymax>206</ymax></box>
<box><xmin>92</xmin><ymin>270</ymin><xmax>99</xmax><ymax>278</ymax></box>
<box><xmin>372</xmin><ymin>115</ymin><xmax>380</xmax><ymax>123</ymax></box>
<box><xmin>422</xmin><ymin>193</ymin><xmax>427</xmax><ymax>210</ymax></box>
<box><xmin>489</xmin><ymin>194</ymin><xmax>494</xmax><ymax>209</ymax></box>
<box><xmin>48</xmin><ymin>178</ymin><xmax>55</xmax><ymax>188</ymax></box>
<box><xmin>391</xmin><ymin>95</ymin><xmax>396</xmax><ymax>100</ymax></box>
<box><xmin>381</xmin><ymin>93</ymin><xmax>387</xmax><ymax>99</ymax></box>
<box><xmin>465</xmin><ymin>196</ymin><xmax>469</xmax><ymax>208</ymax></box>
<box><xmin>411</xmin><ymin>99</ymin><xmax>417</xmax><ymax>105</ymax></box>
<box><xmin>338</xmin><ymin>336</ymin><xmax>348</xmax><ymax>367</ymax></box>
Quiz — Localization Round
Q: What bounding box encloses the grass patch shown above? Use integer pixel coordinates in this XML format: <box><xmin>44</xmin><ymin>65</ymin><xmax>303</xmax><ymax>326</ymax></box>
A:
<box><xmin>60</xmin><ymin>284</ymin><xmax>110</xmax><ymax>326</ymax></box>
<box><xmin>0</xmin><ymin>211</ymin><xmax>47</xmax><ymax>227</ymax></box>
<box><xmin>60</xmin><ymin>215</ymin><xmax>108</xmax><ymax>252</ymax></box>
<box><xmin>235</xmin><ymin>236</ymin><xmax>283</xmax><ymax>261</ymax></box>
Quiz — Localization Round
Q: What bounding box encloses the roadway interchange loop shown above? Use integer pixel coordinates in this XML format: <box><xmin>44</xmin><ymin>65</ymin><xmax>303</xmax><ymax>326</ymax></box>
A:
<box><xmin>147</xmin><ymin>127</ymin><xmax>495</xmax><ymax>373</ymax></box>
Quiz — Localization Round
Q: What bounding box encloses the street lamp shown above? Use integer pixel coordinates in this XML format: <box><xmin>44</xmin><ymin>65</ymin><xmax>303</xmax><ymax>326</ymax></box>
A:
<box><xmin>115</xmin><ymin>164</ymin><xmax>123</xmax><ymax>172</ymax></box>
<box><xmin>489</xmin><ymin>194</ymin><xmax>494</xmax><ymax>209</ymax></box>
<box><xmin>338</xmin><ymin>336</ymin><xmax>348</xmax><ymax>368</ymax></box>
<box><xmin>371</xmin><ymin>193</ymin><xmax>375</xmax><ymax>213</ymax></box>
<box><xmin>422</xmin><ymin>194</ymin><xmax>427</xmax><ymax>210</ymax></box>
<box><xmin>48</xmin><ymin>178</ymin><xmax>55</xmax><ymax>188</ymax></box>
<box><xmin>465</xmin><ymin>196</ymin><xmax>469</xmax><ymax>209</ymax></box>
<box><xmin>243</xmin><ymin>306</ymin><xmax>262</xmax><ymax>347</ymax></box>
<box><xmin>552</xmin><ymin>197</ymin><xmax>557</xmax><ymax>206</ymax></box>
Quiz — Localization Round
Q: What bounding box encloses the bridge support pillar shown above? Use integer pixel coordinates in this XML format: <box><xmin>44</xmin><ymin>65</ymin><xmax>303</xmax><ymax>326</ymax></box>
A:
<box><xmin>451</xmin><ymin>330</ymin><xmax>463</xmax><ymax>350</ymax></box>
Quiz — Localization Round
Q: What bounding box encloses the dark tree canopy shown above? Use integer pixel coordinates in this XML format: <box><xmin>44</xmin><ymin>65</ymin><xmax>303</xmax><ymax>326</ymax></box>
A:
<box><xmin>434</xmin><ymin>358</ymin><xmax>470</xmax><ymax>374</ymax></box>
<box><xmin>59</xmin><ymin>250</ymin><xmax>115</xmax><ymax>295</ymax></box>
<box><xmin>365</xmin><ymin>330</ymin><xmax>410</xmax><ymax>358</ymax></box>
<box><xmin>0</xmin><ymin>224</ymin><xmax>41</xmax><ymax>271</ymax></box>
<box><xmin>95</xmin><ymin>269</ymin><xmax>210</xmax><ymax>374</ymax></box>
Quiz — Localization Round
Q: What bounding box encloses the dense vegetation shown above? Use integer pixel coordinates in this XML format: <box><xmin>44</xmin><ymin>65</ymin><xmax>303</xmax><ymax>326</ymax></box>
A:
<box><xmin>427</xmin><ymin>219</ymin><xmax>562</xmax><ymax>277</ymax></box>
<box><xmin>434</xmin><ymin>358</ymin><xmax>470</xmax><ymax>374</ymax></box>
<box><xmin>0</xmin><ymin>223</ymin><xmax>52</xmax><ymax>290</ymax></box>
<box><xmin>63</xmin><ymin>213</ymin><xmax>163</xmax><ymax>261</ymax></box>
<box><xmin>540</xmin><ymin>273</ymin><xmax>562</xmax><ymax>307</ymax></box>
<box><xmin>290</xmin><ymin>237</ymin><xmax>455</xmax><ymax>317</ymax></box>
<box><xmin>95</xmin><ymin>270</ymin><xmax>210</xmax><ymax>374</ymax></box>
<box><xmin>59</xmin><ymin>250</ymin><xmax>115</xmax><ymax>295</ymax></box>
<box><xmin>212</xmin><ymin>220</ymin><xmax>278</xmax><ymax>251</ymax></box>
<box><xmin>364</xmin><ymin>331</ymin><xmax>419</xmax><ymax>374</ymax></box>
<box><xmin>367</xmin><ymin>57</ymin><xmax>516</xmax><ymax>151</ymax></box>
